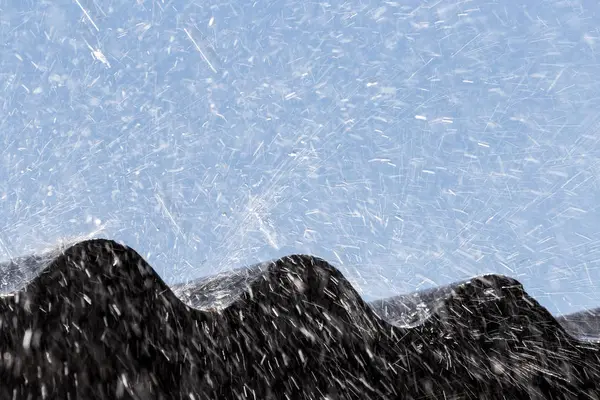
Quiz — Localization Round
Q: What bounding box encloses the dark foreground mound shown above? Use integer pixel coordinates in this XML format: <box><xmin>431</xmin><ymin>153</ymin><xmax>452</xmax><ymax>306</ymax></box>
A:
<box><xmin>0</xmin><ymin>239</ymin><xmax>599</xmax><ymax>399</ymax></box>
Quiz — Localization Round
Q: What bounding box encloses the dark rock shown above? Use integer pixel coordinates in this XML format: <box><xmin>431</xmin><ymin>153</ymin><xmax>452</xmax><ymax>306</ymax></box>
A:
<box><xmin>0</xmin><ymin>239</ymin><xmax>598</xmax><ymax>399</ymax></box>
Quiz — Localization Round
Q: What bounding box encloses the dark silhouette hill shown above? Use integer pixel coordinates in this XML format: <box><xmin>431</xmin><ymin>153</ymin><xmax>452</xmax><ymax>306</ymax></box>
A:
<box><xmin>0</xmin><ymin>239</ymin><xmax>598</xmax><ymax>399</ymax></box>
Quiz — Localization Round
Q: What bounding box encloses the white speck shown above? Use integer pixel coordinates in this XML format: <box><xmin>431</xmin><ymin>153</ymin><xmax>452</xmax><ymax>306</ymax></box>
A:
<box><xmin>415</xmin><ymin>115</ymin><xmax>427</xmax><ymax>121</ymax></box>
<box><xmin>208</xmin><ymin>17</ymin><xmax>215</xmax><ymax>27</ymax></box>
<box><xmin>368</xmin><ymin>158</ymin><xmax>392</xmax><ymax>163</ymax></box>
<box><xmin>584</xmin><ymin>33</ymin><xmax>597</xmax><ymax>47</ymax></box>
<box><xmin>284</xmin><ymin>92</ymin><xmax>298</xmax><ymax>100</ymax></box>
<box><xmin>431</xmin><ymin>117</ymin><xmax>453</xmax><ymax>124</ymax></box>
<box><xmin>298</xmin><ymin>349</ymin><xmax>306</xmax><ymax>363</ymax></box>
<box><xmin>111</xmin><ymin>304</ymin><xmax>122</xmax><ymax>316</ymax></box>
<box><xmin>22</xmin><ymin>329</ymin><xmax>33</xmax><ymax>350</ymax></box>
<box><xmin>491</xmin><ymin>359</ymin><xmax>505</xmax><ymax>375</ymax></box>
<box><xmin>372</xmin><ymin>6</ymin><xmax>387</xmax><ymax>20</ymax></box>
<box><xmin>91</xmin><ymin>48</ymin><xmax>111</xmax><ymax>68</ymax></box>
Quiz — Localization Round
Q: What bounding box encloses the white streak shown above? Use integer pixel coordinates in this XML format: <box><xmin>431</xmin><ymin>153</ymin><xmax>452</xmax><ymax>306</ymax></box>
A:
<box><xmin>184</xmin><ymin>28</ymin><xmax>218</xmax><ymax>74</ymax></box>
<box><xmin>74</xmin><ymin>0</ymin><xmax>99</xmax><ymax>32</ymax></box>
<box><xmin>155</xmin><ymin>194</ymin><xmax>185</xmax><ymax>239</ymax></box>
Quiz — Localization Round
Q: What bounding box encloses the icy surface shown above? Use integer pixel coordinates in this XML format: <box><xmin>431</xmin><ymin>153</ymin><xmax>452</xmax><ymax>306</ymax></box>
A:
<box><xmin>172</xmin><ymin>261</ymin><xmax>268</xmax><ymax>311</ymax></box>
<box><xmin>2</xmin><ymin>0</ymin><xmax>600</xmax><ymax>316</ymax></box>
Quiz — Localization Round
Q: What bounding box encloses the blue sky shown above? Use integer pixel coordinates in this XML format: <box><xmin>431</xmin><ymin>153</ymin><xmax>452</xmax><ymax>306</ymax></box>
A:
<box><xmin>2</xmin><ymin>0</ymin><xmax>600</xmax><ymax>315</ymax></box>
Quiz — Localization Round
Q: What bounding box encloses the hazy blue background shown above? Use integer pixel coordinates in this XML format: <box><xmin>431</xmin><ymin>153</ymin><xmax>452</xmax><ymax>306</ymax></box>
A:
<box><xmin>2</xmin><ymin>0</ymin><xmax>600</xmax><ymax>315</ymax></box>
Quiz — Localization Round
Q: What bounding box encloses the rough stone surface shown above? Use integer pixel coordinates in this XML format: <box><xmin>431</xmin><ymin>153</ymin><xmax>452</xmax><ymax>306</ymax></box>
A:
<box><xmin>0</xmin><ymin>239</ymin><xmax>598</xmax><ymax>399</ymax></box>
